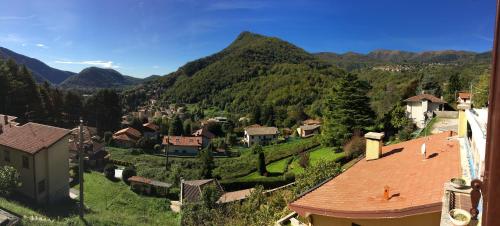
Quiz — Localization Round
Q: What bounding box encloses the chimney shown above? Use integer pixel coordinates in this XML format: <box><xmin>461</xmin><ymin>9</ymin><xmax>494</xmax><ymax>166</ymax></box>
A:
<box><xmin>364</xmin><ymin>132</ymin><xmax>385</xmax><ymax>160</ymax></box>
<box><xmin>3</xmin><ymin>115</ymin><xmax>7</xmax><ymax>125</ymax></box>
<box><xmin>457</xmin><ymin>103</ymin><xmax>471</xmax><ymax>137</ymax></box>
<box><xmin>0</xmin><ymin>124</ymin><xmax>3</xmax><ymax>135</ymax></box>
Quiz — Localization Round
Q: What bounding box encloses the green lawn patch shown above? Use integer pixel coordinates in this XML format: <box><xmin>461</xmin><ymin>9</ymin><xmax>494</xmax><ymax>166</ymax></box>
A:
<box><xmin>417</xmin><ymin>117</ymin><xmax>439</xmax><ymax>138</ymax></box>
<box><xmin>288</xmin><ymin>147</ymin><xmax>345</xmax><ymax>174</ymax></box>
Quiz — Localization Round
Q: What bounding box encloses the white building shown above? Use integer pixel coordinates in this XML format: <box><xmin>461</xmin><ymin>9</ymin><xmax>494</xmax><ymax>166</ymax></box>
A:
<box><xmin>243</xmin><ymin>126</ymin><xmax>279</xmax><ymax>147</ymax></box>
<box><xmin>404</xmin><ymin>93</ymin><xmax>446</xmax><ymax>128</ymax></box>
<box><xmin>460</xmin><ymin>106</ymin><xmax>488</xmax><ymax>180</ymax></box>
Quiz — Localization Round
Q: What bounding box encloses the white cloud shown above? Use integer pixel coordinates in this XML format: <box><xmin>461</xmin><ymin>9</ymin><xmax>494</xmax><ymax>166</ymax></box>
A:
<box><xmin>0</xmin><ymin>15</ymin><xmax>36</xmax><ymax>21</ymax></box>
<box><xmin>54</xmin><ymin>60</ymin><xmax>120</xmax><ymax>69</ymax></box>
<box><xmin>36</xmin><ymin>43</ymin><xmax>48</xmax><ymax>48</ymax></box>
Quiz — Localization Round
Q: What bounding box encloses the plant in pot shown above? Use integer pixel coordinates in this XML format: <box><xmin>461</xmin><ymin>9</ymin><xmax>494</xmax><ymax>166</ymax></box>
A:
<box><xmin>449</xmin><ymin>209</ymin><xmax>471</xmax><ymax>226</ymax></box>
<box><xmin>450</xmin><ymin>178</ymin><xmax>467</xmax><ymax>189</ymax></box>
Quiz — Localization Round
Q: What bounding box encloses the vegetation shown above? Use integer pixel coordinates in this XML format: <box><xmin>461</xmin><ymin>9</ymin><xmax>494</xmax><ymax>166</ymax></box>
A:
<box><xmin>473</xmin><ymin>73</ymin><xmax>491</xmax><ymax>108</ymax></box>
<box><xmin>0</xmin><ymin>166</ymin><xmax>21</xmax><ymax>196</ymax></box>
<box><xmin>294</xmin><ymin>159</ymin><xmax>342</xmax><ymax>195</ymax></box>
<box><xmin>122</xmin><ymin>166</ymin><xmax>137</xmax><ymax>184</ymax></box>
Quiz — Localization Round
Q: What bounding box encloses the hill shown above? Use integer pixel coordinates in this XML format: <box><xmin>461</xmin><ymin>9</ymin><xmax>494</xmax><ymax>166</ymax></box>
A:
<box><xmin>60</xmin><ymin>67</ymin><xmax>141</xmax><ymax>89</ymax></box>
<box><xmin>0</xmin><ymin>47</ymin><xmax>75</xmax><ymax>84</ymax></box>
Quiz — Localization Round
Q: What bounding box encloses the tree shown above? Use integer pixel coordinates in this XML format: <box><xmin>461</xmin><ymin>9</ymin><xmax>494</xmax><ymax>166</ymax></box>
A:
<box><xmin>445</xmin><ymin>73</ymin><xmax>461</xmax><ymax>103</ymax></box>
<box><xmin>130</xmin><ymin>117</ymin><xmax>144</xmax><ymax>132</ymax></box>
<box><xmin>473</xmin><ymin>73</ymin><xmax>490</xmax><ymax>108</ymax></box>
<box><xmin>168</xmin><ymin>115</ymin><xmax>183</xmax><ymax>136</ymax></box>
<box><xmin>122</xmin><ymin>166</ymin><xmax>137</xmax><ymax>184</ymax></box>
<box><xmin>299</xmin><ymin>152</ymin><xmax>309</xmax><ymax>168</ymax></box>
<box><xmin>321</xmin><ymin>73</ymin><xmax>375</xmax><ymax>151</ymax></box>
<box><xmin>390</xmin><ymin>103</ymin><xmax>410</xmax><ymax>129</ymax></box>
<box><xmin>295</xmin><ymin>159</ymin><xmax>341</xmax><ymax>195</ymax></box>
<box><xmin>183</xmin><ymin>119</ymin><xmax>193</xmax><ymax>135</ymax></box>
<box><xmin>199</xmin><ymin>144</ymin><xmax>215</xmax><ymax>179</ymax></box>
<box><xmin>0</xmin><ymin>166</ymin><xmax>21</xmax><ymax>196</ymax></box>
<box><xmin>84</xmin><ymin>89</ymin><xmax>122</xmax><ymax>135</ymax></box>
<box><xmin>257</xmin><ymin>147</ymin><xmax>267</xmax><ymax>176</ymax></box>
<box><xmin>63</xmin><ymin>91</ymin><xmax>83</xmax><ymax>123</ymax></box>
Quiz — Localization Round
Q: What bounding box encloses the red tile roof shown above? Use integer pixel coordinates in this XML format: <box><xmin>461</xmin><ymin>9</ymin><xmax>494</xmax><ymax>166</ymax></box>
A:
<box><xmin>245</xmin><ymin>126</ymin><xmax>279</xmax><ymax>136</ymax></box>
<box><xmin>162</xmin><ymin>136</ymin><xmax>202</xmax><ymax>147</ymax></box>
<box><xmin>404</xmin><ymin>94</ymin><xmax>446</xmax><ymax>104</ymax></box>
<box><xmin>458</xmin><ymin>92</ymin><xmax>471</xmax><ymax>100</ymax></box>
<box><xmin>0</xmin><ymin>122</ymin><xmax>71</xmax><ymax>154</ymax></box>
<box><xmin>113</xmin><ymin>127</ymin><xmax>141</xmax><ymax>140</ymax></box>
<box><xmin>289</xmin><ymin>131</ymin><xmax>461</xmax><ymax>219</ymax></box>
<box><xmin>143</xmin><ymin>122</ymin><xmax>159</xmax><ymax>132</ymax></box>
<box><xmin>303</xmin><ymin>119</ymin><xmax>321</xmax><ymax>125</ymax></box>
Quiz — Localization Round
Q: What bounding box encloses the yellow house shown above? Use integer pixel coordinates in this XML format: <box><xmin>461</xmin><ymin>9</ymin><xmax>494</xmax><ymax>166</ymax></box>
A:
<box><xmin>0</xmin><ymin>115</ymin><xmax>71</xmax><ymax>204</ymax></box>
<box><xmin>289</xmin><ymin>131</ymin><xmax>461</xmax><ymax>226</ymax></box>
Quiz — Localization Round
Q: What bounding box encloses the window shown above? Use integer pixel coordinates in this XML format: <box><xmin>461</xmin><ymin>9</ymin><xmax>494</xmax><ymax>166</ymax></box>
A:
<box><xmin>38</xmin><ymin>180</ymin><xmax>45</xmax><ymax>194</ymax></box>
<box><xmin>22</xmin><ymin>156</ymin><xmax>29</xmax><ymax>169</ymax></box>
<box><xmin>3</xmin><ymin>150</ymin><xmax>9</xmax><ymax>162</ymax></box>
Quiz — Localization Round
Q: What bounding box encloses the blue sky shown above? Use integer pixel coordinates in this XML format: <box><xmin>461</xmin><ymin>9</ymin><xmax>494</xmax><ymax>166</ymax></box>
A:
<box><xmin>0</xmin><ymin>0</ymin><xmax>496</xmax><ymax>78</ymax></box>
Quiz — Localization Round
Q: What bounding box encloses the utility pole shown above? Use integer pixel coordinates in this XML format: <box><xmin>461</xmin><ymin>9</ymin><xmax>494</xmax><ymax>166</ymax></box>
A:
<box><xmin>78</xmin><ymin>119</ymin><xmax>85</xmax><ymax>219</ymax></box>
<box><xmin>165</xmin><ymin>136</ymin><xmax>169</xmax><ymax>171</ymax></box>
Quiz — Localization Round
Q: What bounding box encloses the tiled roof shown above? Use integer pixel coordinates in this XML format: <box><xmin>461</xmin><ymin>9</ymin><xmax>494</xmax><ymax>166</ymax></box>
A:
<box><xmin>128</xmin><ymin>176</ymin><xmax>171</xmax><ymax>188</ymax></box>
<box><xmin>299</xmin><ymin>124</ymin><xmax>320</xmax><ymax>131</ymax></box>
<box><xmin>289</xmin><ymin>131</ymin><xmax>461</xmax><ymax>219</ymax></box>
<box><xmin>192</xmin><ymin>128</ymin><xmax>215</xmax><ymax>139</ymax></box>
<box><xmin>404</xmin><ymin>94</ymin><xmax>446</xmax><ymax>104</ymax></box>
<box><xmin>303</xmin><ymin>119</ymin><xmax>321</xmax><ymax>125</ymax></box>
<box><xmin>245</xmin><ymin>126</ymin><xmax>279</xmax><ymax>136</ymax></box>
<box><xmin>113</xmin><ymin>127</ymin><xmax>141</xmax><ymax>139</ymax></box>
<box><xmin>0</xmin><ymin>122</ymin><xmax>71</xmax><ymax>154</ymax></box>
<box><xmin>218</xmin><ymin>188</ymin><xmax>254</xmax><ymax>203</ymax></box>
<box><xmin>0</xmin><ymin>114</ymin><xmax>17</xmax><ymax>126</ymax></box>
<box><xmin>182</xmin><ymin>179</ymin><xmax>224</xmax><ymax>203</ymax></box>
<box><xmin>458</xmin><ymin>92</ymin><xmax>471</xmax><ymax>100</ymax></box>
<box><xmin>143</xmin><ymin>122</ymin><xmax>159</xmax><ymax>132</ymax></box>
<box><xmin>162</xmin><ymin>136</ymin><xmax>202</xmax><ymax>147</ymax></box>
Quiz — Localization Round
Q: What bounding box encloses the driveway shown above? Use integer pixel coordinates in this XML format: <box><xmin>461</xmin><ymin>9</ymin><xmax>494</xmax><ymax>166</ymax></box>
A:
<box><xmin>431</xmin><ymin>117</ymin><xmax>458</xmax><ymax>134</ymax></box>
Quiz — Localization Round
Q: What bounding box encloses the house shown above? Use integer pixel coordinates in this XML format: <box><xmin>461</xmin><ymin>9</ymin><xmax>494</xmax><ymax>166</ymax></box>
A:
<box><xmin>112</xmin><ymin>127</ymin><xmax>142</xmax><ymax>148</ymax></box>
<box><xmin>128</xmin><ymin>176</ymin><xmax>171</xmax><ymax>196</ymax></box>
<box><xmin>0</xmin><ymin>115</ymin><xmax>71</xmax><ymax>204</ymax></box>
<box><xmin>302</xmin><ymin>119</ymin><xmax>321</xmax><ymax>125</ymax></box>
<box><xmin>297</xmin><ymin>125</ymin><xmax>321</xmax><ymax>138</ymax></box>
<box><xmin>192</xmin><ymin>128</ymin><xmax>215</xmax><ymax>147</ymax></box>
<box><xmin>404</xmin><ymin>93</ymin><xmax>446</xmax><ymax>128</ymax></box>
<box><xmin>142</xmin><ymin>122</ymin><xmax>159</xmax><ymax>138</ymax></box>
<box><xmin>457</xmin><ymin>92</ymin><xmax>472</xmax><ymax>104</ymax></box>
<box><xmin>458</xmin><ymin>104</ymin><xmax>487</xmax><ymax>180</ymax></box>
<box><xmin>289</xmin><ymin>131</ymin><xmax>460</xmax><ymax>226</ymax></box>
<box><xmin>163</xmin><ymin>136</ymin><xmax>202</xmax><ymax>155</ymax></box>
<box><xmin>68</xmin><ymin>126</ymin><xmax>108</xmax><ymax>168</ymax></box>
<box><xmin>243</xmin><ymin>126</ymin><xmax>279</xmax><ymax>147</ymax></box>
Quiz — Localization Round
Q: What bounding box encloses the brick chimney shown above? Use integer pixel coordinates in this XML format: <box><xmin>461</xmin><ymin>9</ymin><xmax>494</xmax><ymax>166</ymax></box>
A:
<box><xmin>3</xmin><ymin>115</ymin><xmax>7</xmax><ymax>125</ymax></box>
<box><xmin>457</xmin><ymin>103</ymin><xmax>471</xmax><ymax>137</ymax></box>
<box><xmin>364</xmin><ymin>132</ymin><xmax>385</xmax><ymax>160</ymax></box>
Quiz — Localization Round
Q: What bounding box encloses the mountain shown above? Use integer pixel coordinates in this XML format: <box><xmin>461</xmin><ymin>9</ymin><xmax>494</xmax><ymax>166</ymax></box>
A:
<box><xmin>59</xmin><ymin>67</ymin><xmax>141</xmax><ymax>89</ymax></box>
<box><xmin>0</xmin><ymin>47</ymin><xmax>75</xmax><ymax>84</ymax></box>
<box><xmin>156</xmin><ymin>31</ymin><xmax>330</xmax><ymax>103</ymax></box>
<box><xmin>315</xmin><ymin>49</ymin><xmax>491</xmax><ymax>71</ymax></box>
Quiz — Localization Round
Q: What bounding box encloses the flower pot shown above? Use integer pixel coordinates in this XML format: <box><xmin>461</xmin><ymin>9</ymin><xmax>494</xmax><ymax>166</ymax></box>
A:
<box><xmin>449</xmin><ymin>209</ymin><xmax>471</xmax><ymax>226</ymax></box>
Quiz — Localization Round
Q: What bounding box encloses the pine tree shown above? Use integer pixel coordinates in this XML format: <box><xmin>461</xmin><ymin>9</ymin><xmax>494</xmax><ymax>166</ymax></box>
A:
<box><xmin>169</xmin><ymin>115</ymin><xmax>183</xmax><ymax>136</ymax></box>
<box><xmin>199</xmin><ymin>144</ymin><xmax>215</xmax><ymax>179</ymax></box>
<box><xmin>445</xmin><ymin>73</ymin><xmax>461</xmax><ymax>103</ymax></box>
<box><xmin>321</xmin><ymin>73</ymin><xmax>375</xmax><ymax>151</ymax></box>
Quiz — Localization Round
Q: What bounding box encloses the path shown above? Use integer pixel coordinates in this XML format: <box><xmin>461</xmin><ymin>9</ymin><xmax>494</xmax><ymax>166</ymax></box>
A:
<box><xmin>431</xmin><ymin>117</ymin><xmax>458</xmax><ymax>134</ymax></box>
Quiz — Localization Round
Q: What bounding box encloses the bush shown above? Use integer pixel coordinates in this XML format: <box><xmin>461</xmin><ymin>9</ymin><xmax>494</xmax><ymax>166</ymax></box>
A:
<box><xmin>0</xmin><ymin>166</ymin><xmax>21</xmax><ymax>196</ymax></box>
<box><xmin>344</xmin><ymin>135</ymin><xmax>366</xmax><ymax>158</ymax></box>
<box><xmin>131</xmin><ymin>148</ymin><xmax>143</xmax><ymax>155</ymax></box>
<box><xmin>103</xmin><ymin>163</ymin><xmax>116</xmax><ymax>179</ymax></box>
<box><xmin>122</xmin><ymin>166</ymin><xmax>137</xmax><ymax>184</ymax></box>
<box><xmin>154</xmin><ymin>144</ymin><xmax>162</xmax><ymax>152</ymax></box>
<box><xmin>299</xmin><ymin>152</ymin><xmax>309</xmax><ymax>168</ymax></box>
<box><xmin>220</xmin><ymin>176</ymin><xmax>294</xmax><ymax>191</ymax></box>
<box><xmin>104</xmin><ymin>131</ymin><xmax>113</xmax><ymax>144</ymax></box>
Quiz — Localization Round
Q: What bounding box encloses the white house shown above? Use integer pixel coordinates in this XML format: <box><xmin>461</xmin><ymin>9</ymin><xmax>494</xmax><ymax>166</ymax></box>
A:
<box><xmin>404</xmin><ymin>93</ymin><xmax>446</xmax><ymax>128</ymax></box>
<box><xmin>458</xmin><ymin>105</ymin><xmax>488</xmax><ymax>180</ymax></box>
<box><xmin>243</xmin><ymin>126</ymin><xmax>279</xmax><ymax>147</ymax></box>
<box><xmin>458</xmin><ymin>92</ymin><xmax>472</xmax><ymax>104</ymax></box>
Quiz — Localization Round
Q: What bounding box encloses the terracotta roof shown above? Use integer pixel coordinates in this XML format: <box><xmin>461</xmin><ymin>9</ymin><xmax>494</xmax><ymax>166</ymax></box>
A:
<box><xmin>128</xmin><ymin>176</ymin><xmax>171</xmax><ymax>188</ymax></box>
<box><xmin>299</xmin><ymin>124</ymin><xmax>320</xmax><ymax>131</ymax></box>
<box><xmin>289</xmin><ymin>131</ymin><xmax>460</xmax><ymax>219</ymax></box>
<box><xmin>182</xmin><ymin>179</ymin><xmax>224</xmax><ymax>203</ymax></box>
<box><xmin>192</xmin><ymin>128</ymin><xmax>215</xmax><ymax>139</ymax></box>
<box><xmin>113</xmin><ymin>127</ymin><xmax>141</xmax><ymax>139</ymax></box>
<box><xmin>404</xmin><ymin>94</ymin><xmax>446</xmax><ymax>104</ymax></box>
<box><xmin>0</xmin><ymin>122</ymin><xmax>71</xmax><ymax>154</ymax></box>
<box><xmin>458</xmin><ymin>92</ymin><xmax>471</xmax><ymax>100</ymax></box>
<box><xmin>245</xmin><ymin>126</ymin><xmax>279</xmax><ymax>136</ymax></box>
<box><xmin>112</xmin><ymin>134</ymin><xmax>138</xmax><ymax>142</ymax></box>
<box><xmin>143</xmin><ymin>122</ymin><xmax>159</xmax><ymax>132</ymax></box>
<box><xmin>162</xmin><ymin>136</ymin><xmax>202</xmax><ymax>147</ymax></box>
<box><xmin>218</xmin><ymin>188</ymin><xmax>254</xmax><ymax>203</ymax></box>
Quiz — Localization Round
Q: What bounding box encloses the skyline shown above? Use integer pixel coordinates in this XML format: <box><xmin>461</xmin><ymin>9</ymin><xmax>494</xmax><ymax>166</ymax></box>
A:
<box><xmin>0</xmin><ymin>0</ymin><xmax>496</xmax><ymax>78</ymax></box>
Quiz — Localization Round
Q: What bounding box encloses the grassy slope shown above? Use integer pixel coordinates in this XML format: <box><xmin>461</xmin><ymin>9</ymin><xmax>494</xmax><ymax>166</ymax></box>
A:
<box><xmin>288</xmin><ymin>147</ymin><xmax>345</xmax><ymax>174</ymax></box>
<box><xmin>0</xmin><ymin>172</ymin><xmax>179</xmax><ymax>226</ymax></box>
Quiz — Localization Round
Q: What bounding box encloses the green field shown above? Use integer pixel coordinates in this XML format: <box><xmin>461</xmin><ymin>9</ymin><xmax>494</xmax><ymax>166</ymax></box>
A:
<box><xmin>241</xmin><ymin>156</ymin><xmax>292</xmax><ymax>179</ymax></box>
<box><xmin>288</xmin><ymin>147</ymin><xmax>345</xmax><ymax>174</ymax></box>
<box><xmin>0</xmin><ymin>172</ymin><xmax>179</xmax><ymax>226</ymax></box>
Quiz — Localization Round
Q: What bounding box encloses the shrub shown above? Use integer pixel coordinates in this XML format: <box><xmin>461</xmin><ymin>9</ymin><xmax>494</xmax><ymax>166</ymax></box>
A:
<box><xmin>299</xmin><ymin>152</ymin><xmax>309</xmax><ymax>168</ymax></box>
<box><xmin>104</xmin><ymin>131</ymin><xmax>113</xmax><ymax>144</ymax></box>
<box><xmin>344</xmin><ymin>135</ymin><xmax>366</xmax><ymax>158</ymax></box>
<box><xmin>103</xmin><ymin>163</ymin><xmax>116</xmax><ymax>179</ymax></box>
<box><xmin>122</xmin><ymin>166</ymin><xmax>137</xmax><ymax>184</ymax></box>
<box><xmin>257</xmin><ymin>151</ymin><xmax>267</xmax><ymax>176</ymax></box>
<box><xmin>154</xmin><ymin>144</ymin><xmax>161</xmax><ymax>152</ymax></box>
<box><xmin>0</xmin><ymin>166</ymin><xmax>21</xmax><ymax>196</ymax></box>
<box><xmin>131</xmin><ymin>148</ymin><xmax>143</xmax><ymax>155</ymax></box>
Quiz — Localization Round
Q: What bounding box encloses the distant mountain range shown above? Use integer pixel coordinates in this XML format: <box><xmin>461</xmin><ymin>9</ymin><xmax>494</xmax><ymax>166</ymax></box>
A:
<box><xmin>0</xmin><ymin>47</ymin><xmax>75</xmax><ymax>83</ymax></box>
<box><xmin>0</xmin><ymin>46</ymin><xmax>146</xmax><ymax>89</ymax></box>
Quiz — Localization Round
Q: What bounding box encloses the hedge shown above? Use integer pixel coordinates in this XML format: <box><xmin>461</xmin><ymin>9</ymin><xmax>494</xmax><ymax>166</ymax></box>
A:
<box><xmin>220</xmin><ymin>174</ymin><xmax>295</xmax><ymax>191</ymax></box>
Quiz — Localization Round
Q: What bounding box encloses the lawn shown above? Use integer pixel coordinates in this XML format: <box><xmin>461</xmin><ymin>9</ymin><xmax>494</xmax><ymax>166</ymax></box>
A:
<box><xmin>241</xmin><ymin>156</ymin><xmax>292</xmax><ymax>179</ymax></box>
<box><xmin>288</xmin><ymin>147</ymin><xmax>345</xmax><ymax>174</ymax></box>
<box><xmin>0</xmin><ymin>172</ymin><xmax>179</xmax><ymax>226</ymax></box>
<box><xmin>417</xmin><ymin>117</ymin><xmax>439</xmax><ymax>138</ymax></box>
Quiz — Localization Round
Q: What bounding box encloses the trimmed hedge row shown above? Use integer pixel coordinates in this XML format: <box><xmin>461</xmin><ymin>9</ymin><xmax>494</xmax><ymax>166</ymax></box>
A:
<box><xmin>220</xmin><ymin>174</ymin><xmax>295</xmax><ymax>191</ymax></box>
<box><xmin>109</xmin><ymin>159</ymin><xmax>134</xmax><ymax>167</ymax></box>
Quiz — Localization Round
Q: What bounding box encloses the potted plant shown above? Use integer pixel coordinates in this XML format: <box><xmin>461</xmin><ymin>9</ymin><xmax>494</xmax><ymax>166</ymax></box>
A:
<box><xmin>450</xmin><ymin>178</ymin><xmax>467</xmax><ymax>189</ymax></box>
<box><xmin>449</xmin><ymin>209</ymin><xmax>471</xmax><ymax>226</ymax></box>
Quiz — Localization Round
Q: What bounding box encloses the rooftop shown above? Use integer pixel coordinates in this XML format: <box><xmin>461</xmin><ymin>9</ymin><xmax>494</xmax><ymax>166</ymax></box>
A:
<box><xmin>404</xmin><ymin>93</ymin><xmax>446</xmax><ymax>104</ymax></box>
<box><xmin>192</xmin><ymin>128</ymin><xmax>215</xmax><ymax>139</ymax></box>
<box><xmin>162</xmin><ymin>136</ymin><xmax>202</xmax><ymax>147</ymax></box>
<box><xmin>113</xmin><ymin>127</ymin><xmax>141</xmax><ymax>139</ymax></box>
<box><xmin>0</xmin><ymin>122</ymin><xmax>71</xmax><ymax>154</ymax></box>
<box><xmin>299</xmin><ymin>124</ymin><xmax>320</xmax><ymax>131</ymax></box>
<box><xmin>245</xmin><ymin>126</ymin><xmax>279</xmax><ymax>135</ymax></box>
<box><xmin>458</xmin><ymin>92</ymin><xmax>471</xmax><ymax>100</ymax></box>
<box><xmin>143</xmin><ymin>122</ymin><xmax>159</xmax><ymax>132</ymax></box>
<box><xmin>289</xmin><ymin>131</ymin><xmax>461</xmax><ymax>219</ymax></box>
